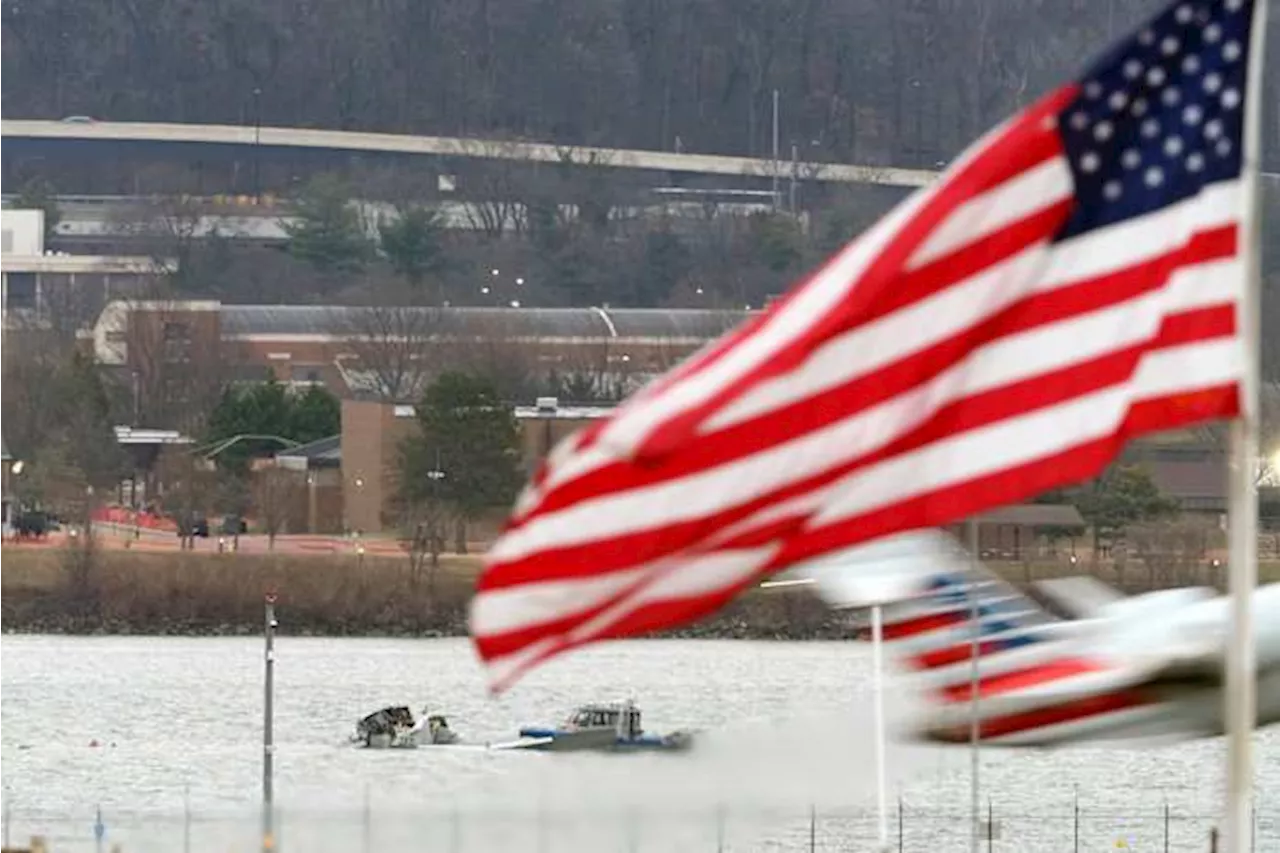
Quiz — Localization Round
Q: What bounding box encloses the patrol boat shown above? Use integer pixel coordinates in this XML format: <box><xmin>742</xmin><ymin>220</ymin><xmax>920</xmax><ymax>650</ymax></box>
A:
<box><xmin>511</xmin><ymin>700</ymin><xmax>695</xmax><ymax>752</ymax></box>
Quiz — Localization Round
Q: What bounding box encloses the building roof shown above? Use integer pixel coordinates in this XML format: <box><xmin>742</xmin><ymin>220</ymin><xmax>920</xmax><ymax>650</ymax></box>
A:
<box><xmin>1143</xmin><ymin>457</ymin><xmax>1226</xmax><ymax>500</ymax></box>
<box><xmin>275</xmin><ymin>434</ymin><xmax>341</xmax><ymax>469</ymax></box>
<box><xmin>220</xmin><ymin>304</ymin><xmax>750</xmax><ymax>342</ymax></box>
<box><xmin>975</xmin><ymin>504</ymin><xmax>1086</xmax><ymax>528</ymax></box>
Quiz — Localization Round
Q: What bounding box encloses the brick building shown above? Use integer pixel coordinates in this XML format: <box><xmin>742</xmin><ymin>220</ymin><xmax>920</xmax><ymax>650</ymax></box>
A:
<box><xmin>339</xmin><ymin>397</ymin><xmax>610</xmax><ymax>536</ymax></box>
<box><xmin>91</xmin><ymin>300</ymin><xmax>749</xmax><ymax>398</ymax></box>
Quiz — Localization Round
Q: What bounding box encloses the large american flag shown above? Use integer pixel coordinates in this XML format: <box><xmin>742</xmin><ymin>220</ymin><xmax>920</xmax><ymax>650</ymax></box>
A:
<box><xmin>471</xmin><ymin>0</ymin><xmax>1263</xmax><ymax>692</ymax></box>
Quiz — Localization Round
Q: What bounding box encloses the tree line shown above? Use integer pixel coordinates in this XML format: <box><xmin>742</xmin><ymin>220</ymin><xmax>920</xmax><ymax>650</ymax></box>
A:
<box><xmin>4</xmin><ymin>0</ymin><xmax>1278</xmax><ymax>172</ymax></box>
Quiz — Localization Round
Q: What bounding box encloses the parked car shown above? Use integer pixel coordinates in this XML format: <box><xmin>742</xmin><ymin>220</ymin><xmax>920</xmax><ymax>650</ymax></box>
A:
<box><xmin>175</xmin><ymin>514</ymin><xmax>209</xmax><ymax>538</ymax></box>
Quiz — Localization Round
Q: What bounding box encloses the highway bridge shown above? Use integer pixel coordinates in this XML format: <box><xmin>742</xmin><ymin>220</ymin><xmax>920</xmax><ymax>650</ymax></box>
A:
<box><xmin>1</xmin><ymin>119</ymin><xmax>941</xmax><ymax>189</ymax></box>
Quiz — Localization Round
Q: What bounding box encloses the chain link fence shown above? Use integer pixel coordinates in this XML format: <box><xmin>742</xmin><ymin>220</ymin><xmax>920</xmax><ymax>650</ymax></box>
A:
<box><xmin>3</xmin><ymin>798</ymin><xmax>1274</xmax><ymax>853</ymax></box>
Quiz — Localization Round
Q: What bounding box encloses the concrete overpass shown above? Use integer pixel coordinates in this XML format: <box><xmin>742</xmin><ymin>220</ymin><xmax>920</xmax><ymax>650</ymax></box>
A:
<box><xmin>1</xmin><ymin>119</ymin><xmax>942</xmax><ymax>189</ymax></box>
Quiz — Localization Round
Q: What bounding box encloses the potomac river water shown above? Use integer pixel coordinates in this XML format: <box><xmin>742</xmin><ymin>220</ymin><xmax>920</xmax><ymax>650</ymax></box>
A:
<box><xmin>2</xmin><ymin>634</ymin><xmax>1277</xmax><ymax>852</ymax></box>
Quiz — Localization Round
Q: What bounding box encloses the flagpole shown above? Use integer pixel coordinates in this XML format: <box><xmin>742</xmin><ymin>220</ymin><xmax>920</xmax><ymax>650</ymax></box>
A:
<box><xmin>871</xmin><ymin>603</ymin><xmax>889</xmax><ymax>851</ymax></box>
<box><xmin>1224</xmin><ymin>1</ymin><xmax>1269</xmax><ymax>850</ymax></box>
<box><xmin>967</xmin><ymin>517</ymin><xmax>981</xmax><ymax>853</ymax></box>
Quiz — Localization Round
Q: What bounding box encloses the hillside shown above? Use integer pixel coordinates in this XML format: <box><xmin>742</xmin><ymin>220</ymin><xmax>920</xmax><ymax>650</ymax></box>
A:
<box><xmin>5</xmin><ymin>0</ymin><xmax>1278</xmax><ymax>171</ymax></box>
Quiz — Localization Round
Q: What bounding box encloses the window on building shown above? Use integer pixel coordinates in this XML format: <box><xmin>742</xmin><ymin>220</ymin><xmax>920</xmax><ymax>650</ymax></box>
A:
<box><xmin>162</xmin><ymin>321</ymin><xmax>192</xmax><ymax>362</ymax></box>
<box><xmin>5</xmin><ymin>272</ymin><xmax>36</xmax><ymax>309</ymax></box>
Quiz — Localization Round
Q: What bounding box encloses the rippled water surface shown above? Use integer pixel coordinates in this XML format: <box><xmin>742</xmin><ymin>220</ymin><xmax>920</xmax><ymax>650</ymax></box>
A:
<box><xmin>2</xmin><ymin>635</ymin><xmax>1277</xmax><ymax>851</ymax></box>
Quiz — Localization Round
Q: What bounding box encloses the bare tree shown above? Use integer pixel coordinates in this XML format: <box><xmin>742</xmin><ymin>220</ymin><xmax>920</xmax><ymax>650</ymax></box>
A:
<box><xmin>458</xmin><ymin>140</ymin><xmax>532</xmax><ymax>239</ymax></box>
<box><xmin>118</xmin><ymin>290</ymin><xmax>227</xmax><ymax>431</ymax></box>
<box><xmin>402</xmin><ymin>498</ymin><xmax>448</xmax><ymax>593</ymax></box>
<box><xmin>155</xmin><ymin>447</ymin><xmax>217</xmax><ymax>551</ymax></box>
<box><xmin>329</xmin><ymin>296</ymin><xmax>446</xmax><ymax>402</ymax></box>
<box><xmin>252</xmin><ymin>467</ymin><xmax>303</xmax><ymax>550</ymax></box>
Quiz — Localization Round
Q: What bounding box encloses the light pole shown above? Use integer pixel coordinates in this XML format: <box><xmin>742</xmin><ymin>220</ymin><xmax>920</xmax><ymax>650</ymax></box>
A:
<box><xmin>0</xmin><ymin>435</ymin><xmax>10</xmax><ymax>540</ymax></box>
<box><xmin>263</xmin><ymin>592</ymin><xmax>277</xmax><ymax>853</ymax></box>
<box><xmin>252</xmin><ymin>87</ymin><xmax>262</xmax><ymax>202</ymax></box>
<box><xmin>966</xmin><ymin>517</ymin><xmax>982</xmax><ymax>853</ymax></box>
<box><xmin>427</xmin><ymin>450</ymin><xmax>446</xmax><ymax>561</ymax></box>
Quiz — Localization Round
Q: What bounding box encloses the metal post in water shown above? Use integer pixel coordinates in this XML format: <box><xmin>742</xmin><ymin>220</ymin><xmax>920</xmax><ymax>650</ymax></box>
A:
<box><xmin>966</xmin><ymin>517</ymin><xmax>981</xmax><ymax>853</ymax></box>
<box><xmin>809</xmin><ymin>804</ymin><xmax>816</xmax><ymax>853</ymax></box>
<box><xmin>898</xmin><ymin>796</ymin><xmax>904</xmax><ymax>853</ymax></box>
<box><xmin>1164</xmin><ymin>802</ymin><xmax>1170</xmax><ymax>853</ymax></box>
<box><xmin>623</xmin><ymin>807</ymin><xmax>639</xmax><ymax>853</ymax></box>
<box><xmin>1073</xmin><ymin>786</ymin><xmax>1079</xmax><ymax>853</ymax></box>
<box><xmin>986</xmin><ymin>799</ymin><xmax>993</xmax><ymax>853</ymax></box>
<box><xmin>93</xmin><ymin>806</ymin><xmax>104</xmax><ymax>853</ymax></box>
<box><xmin>871</xmin><ymin>603</ymin><xmax>889</xmax><ymax>851</ymax></box>
<box><xmin>536</xmin><ymin>797</ymin><xmax>548</xmax><ymax>853</ymax></box>
<box><xmin>263</xmin><ymin>592</ymin><xmax>277</xmax><ymax>853</ymax></box>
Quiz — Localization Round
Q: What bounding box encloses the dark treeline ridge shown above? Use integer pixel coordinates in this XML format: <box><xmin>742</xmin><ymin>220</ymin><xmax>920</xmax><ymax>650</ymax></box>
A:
<box><xmin>5</xmin><ymin>0</ymin><xmax>1278</xmax><ymax>170</ymax></box>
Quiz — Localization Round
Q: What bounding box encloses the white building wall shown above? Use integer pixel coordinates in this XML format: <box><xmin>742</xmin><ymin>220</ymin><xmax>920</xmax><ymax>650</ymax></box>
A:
<box><xmin>1</xmin><ymin>209</ymin><xmax>46</xmax><ymax>256</ymax></box>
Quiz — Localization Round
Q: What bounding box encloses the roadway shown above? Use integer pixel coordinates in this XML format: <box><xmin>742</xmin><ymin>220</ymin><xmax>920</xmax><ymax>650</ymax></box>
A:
<box><xmin>1</xmin><ymin>118</ymin><xmax>941</xmax><ymax>189</ymax></box>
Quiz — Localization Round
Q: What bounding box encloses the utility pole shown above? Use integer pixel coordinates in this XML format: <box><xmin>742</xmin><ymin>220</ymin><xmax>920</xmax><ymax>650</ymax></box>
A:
<box><xmin>789</xmin><ymin>143</ymin><xmax>799</xmax><ymax>214</ymax></box>
<box><xmin>263</xmin><ymin>592</ymin><xmax>277</xmax><ymax>853</ymax></box>
<box><xmin>771</xmin><ymin>89</ymin><xmax>781</xmax><ymax>211</ymax></box>
<box><xmin>252</xmin><ymin>87</ymin><xmax>263</xmax><ymax>202</ymax></box>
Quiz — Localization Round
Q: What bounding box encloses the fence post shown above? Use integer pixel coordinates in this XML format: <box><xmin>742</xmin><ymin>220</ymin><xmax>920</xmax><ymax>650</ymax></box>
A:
<box><xmin>898</xmin><ymin>796</ymin><xmax>904</xmax><ymax>853</ymax></box>
<box><xmin>363</xmin><ymin>783</ymin><xmax>371</xmax><ymax>853</ymax></box>
<box><xmin>1164</xmin><ymin>802</ymin><xmax>1170</xmax><ymax>853</ymax></box>
<box><xmin>809</xmin><ymin>804</ymin><xmax>817</xmax><ymax>853</ymax></box>
<box><xmin>986</xmin><ymin>799</ymin><xmax>993</xmax><ymax>853</ymax></box>
<box><xmin>626</xmin><ymin>806</ymin><xmax>639</xmax><ymax>853</ymax></box>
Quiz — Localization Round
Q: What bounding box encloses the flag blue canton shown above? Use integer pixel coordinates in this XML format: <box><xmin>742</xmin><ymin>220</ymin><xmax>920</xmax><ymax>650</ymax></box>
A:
<box><xmin>1056</xmin><ymin>0</ymin><xmax>1254</xmax><ymax>240</ymax></box>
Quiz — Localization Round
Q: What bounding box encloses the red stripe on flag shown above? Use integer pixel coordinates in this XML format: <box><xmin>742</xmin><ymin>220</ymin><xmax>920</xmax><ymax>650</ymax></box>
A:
<box><xmin>930</xmin><ymin>689</ymin><xmax>1154</xmax><ymax>742</ymax></box>
<box><xmin>915</xmin><ymin>640</ymin><xmax>1007</xmax><ymax>670</ymax></box>
<box><xmin>938</xmin><ymin>657</ymin><xmax>1101</xmax><ymax>703</ymax></box>
<box><xmin>881</xmin><ymin>610</ymin><xmax>968</xmax><ymax>641</ymax></box>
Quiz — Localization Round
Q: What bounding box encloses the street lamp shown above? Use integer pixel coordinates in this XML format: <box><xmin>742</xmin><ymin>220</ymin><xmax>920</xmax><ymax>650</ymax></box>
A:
<box><xmin>0</xmin><ymin>435</ymin><xmax>11</xmax><ymax>540</ymax></box>
<box><xmin>252</xmin><ymin>87</ymin><xmax>263</xmax><ymax>201</ymax></box>
<box><xmin>427</xmin><ymin>450</ymin><xmax>446</xmax><ymax>555</ymax></box>
<box><xmin>10</xmin><ymin>460</ymin><xmax>24</xmax><ymax>476</ymax></box>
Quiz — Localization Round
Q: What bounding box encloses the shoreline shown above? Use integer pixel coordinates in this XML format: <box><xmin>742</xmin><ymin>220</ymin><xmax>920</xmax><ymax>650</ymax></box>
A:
<box><xmin>0</xmin><ymin>546</ymin><xmax>853</xmax><ymax>641</ymax></box>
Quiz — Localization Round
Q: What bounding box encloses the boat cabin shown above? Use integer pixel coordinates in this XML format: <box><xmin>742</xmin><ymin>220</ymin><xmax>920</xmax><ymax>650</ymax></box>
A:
<box><xmin>564</xmin><ymin>702</ymin><xmax>643</xmax><ymax>738</ymax></box>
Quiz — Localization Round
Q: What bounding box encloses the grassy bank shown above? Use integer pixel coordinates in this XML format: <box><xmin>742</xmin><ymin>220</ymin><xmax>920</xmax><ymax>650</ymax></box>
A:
<box><xmin>0</xmin><ymin>546</ymin><xmax>847</xmax><ymax>640</ymax></box>
<box><xmin>8</xmin><ymin>545</ymin><xmax>1277</xmax><ymax>640</ymax></box>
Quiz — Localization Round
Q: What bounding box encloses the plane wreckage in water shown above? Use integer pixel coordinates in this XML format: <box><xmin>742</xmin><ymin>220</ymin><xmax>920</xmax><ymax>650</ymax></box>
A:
<box><xmin>351</xmin><ymin>701</ymin><xmax>696</xmax><ymax>753</ymax></box>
